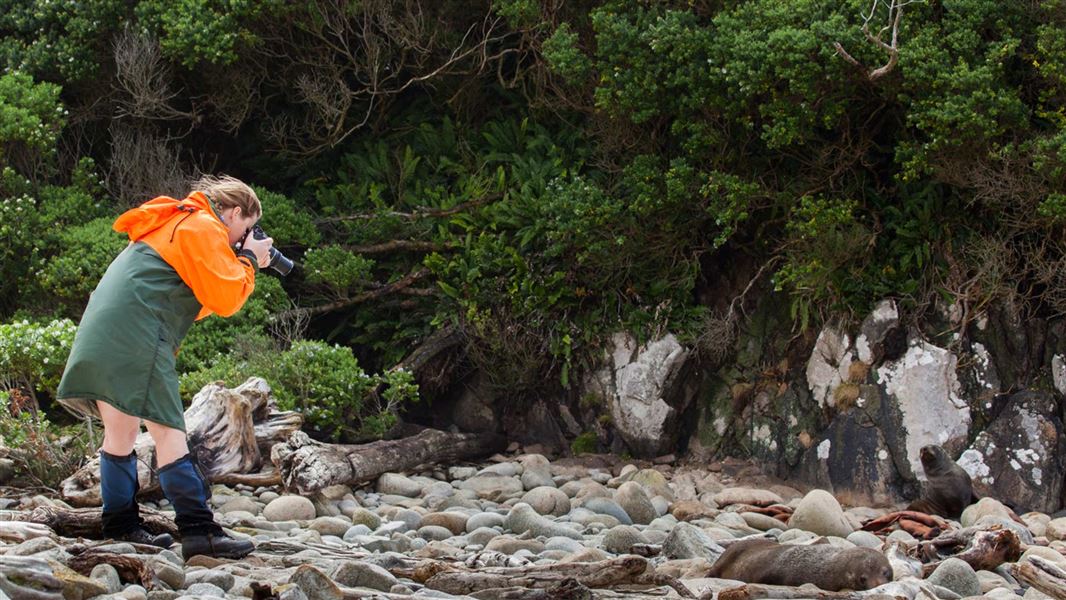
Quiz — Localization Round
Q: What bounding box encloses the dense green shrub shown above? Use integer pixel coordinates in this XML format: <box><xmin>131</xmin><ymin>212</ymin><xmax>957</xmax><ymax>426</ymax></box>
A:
<box><xmin>180</xmin><ymin>337</ymin><xmax>420</xmax><ymax>441</ymax></box>
<box><xmin>176</xmin><ymin>275</ymin><xmax>289</xmax><ymax>373</ymax></box>
<box><xmin>36</xmin><ymin>217</ymin><xmax>127</xmax><ymax>314</ymax></box>
<box><xmin>0</xmin><ymin>318</ymin><xmax>76</xmax><ymax>398</ymax></box>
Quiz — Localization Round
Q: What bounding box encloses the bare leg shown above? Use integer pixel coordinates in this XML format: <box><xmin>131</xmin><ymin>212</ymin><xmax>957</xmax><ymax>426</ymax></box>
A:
<box><xmin>144</xmin><ymin>420</ymin><xmax>190</xmax><ymax>468</ymax></box>
<box><xmin>96</xmin><ymin>400</ymin><xmax>140</xmax><ymax>455</ymax></box>
<box><xmin>94</xmin><ymin>401</ymin><xmax>173</xmax><ymax>547</ymax></box>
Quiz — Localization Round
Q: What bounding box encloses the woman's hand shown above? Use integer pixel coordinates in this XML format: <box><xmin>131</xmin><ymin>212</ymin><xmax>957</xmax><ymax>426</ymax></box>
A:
<box><xmin>243</xmin><ymin>235</ymin><xmax>274</xmax><ymax>268</ymax></box>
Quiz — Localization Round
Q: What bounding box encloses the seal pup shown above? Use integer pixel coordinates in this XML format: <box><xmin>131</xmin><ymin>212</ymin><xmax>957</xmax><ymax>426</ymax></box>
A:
<box><xmin>906</xmin><ymin>445</ymin><xmax>976</xmax><ymax>519</ymax></box>
<box><xmin>706</xmin><ymin>539</ymin><xmax>894</xmax><ymax>591</ymax></box>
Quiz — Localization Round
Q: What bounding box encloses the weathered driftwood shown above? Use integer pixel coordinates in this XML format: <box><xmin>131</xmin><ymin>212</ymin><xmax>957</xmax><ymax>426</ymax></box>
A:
<box><xmin>271</xmin><ymin>428</ymin><xmax>506</xmax><ymax>494</ymax></box>
<box><xmin>210</xmin><ymin>469</ymin><xmax>283</xmax><ymax>487</ymax></box>
<box><xmin>60</xmin><ymin>378</ymin><xmax>302</xmax><ymax>506</ymax></box>
<box><xmin>418</xmin><ymin>554</ymin><xmax>693</xmax><ymax>597</ymax></box>
<box><xmin>0</xmin><ymin>556</ymin><xmax>66</xmax><ymax>600</ymax></box>
<box><xmin>703</xmin><ymin>582</ymin><xmax>892</xmax><ymax>600</ymax></box>
<box><xmin>288</xmin><ymin>563</ymin><xmax>447</xmax><ymax>600</ymax></box>
<box><xmin>1012</xmin><ymin>556</ymin><xmax>1066</xmax><ymax>600</ymax></box>
<box><xmin>22</xmin><ymin>504</ymin><xmax>179</xmax><ymax>539</ymax></box>
<box><xmin>918</xmin><ymin>526</ymin><xmax>1022</xmax><ymax>576</ymax></box>
<box><xmin>0</xmin><ymin>518</ymin><xmax>55</xmax><ymax>543</ymax></box>
<box><xmin>469</xmin><ymin>578</ymin><xmax>592</xmax><ymax>599</ymax></box>
<box><xmin>67</xmin><ymin>550</ymin><xmax>159</xmax><ymax>591</ymax></box>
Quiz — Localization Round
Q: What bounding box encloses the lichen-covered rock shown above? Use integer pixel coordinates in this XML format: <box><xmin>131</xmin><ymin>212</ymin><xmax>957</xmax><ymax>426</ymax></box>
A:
<box><xmin>875</xmin><ymin>339</ymin><xmax>971</xmax><ymax>480</ymax></box>
<box><xmin>958</xmin><ymin>391</ymin><xmax>1066</xmax><ymax>513</ymax></box>
<box><xmin>587</xmin><ymin>332</ymin><xmax>695</xmax><ymax>457</ymax></box>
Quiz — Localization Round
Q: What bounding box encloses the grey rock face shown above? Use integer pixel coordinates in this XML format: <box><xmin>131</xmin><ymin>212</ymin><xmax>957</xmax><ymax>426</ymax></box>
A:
<box><xmin>959</xmin><ymin>391</ymin><xmax>1066</xmax><ymax>513</ymax></box>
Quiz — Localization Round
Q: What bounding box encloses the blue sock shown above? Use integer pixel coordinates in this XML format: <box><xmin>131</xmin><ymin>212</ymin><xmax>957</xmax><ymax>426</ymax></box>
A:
<box><xmin>158</xmin><ymin>454</ymin><xmax>221</xmax><ymax>536</ymax></box>
<box><xmin>99</xmin><ymin>450</ymin><xmax>141</xmax><ymax>535</ymax></box>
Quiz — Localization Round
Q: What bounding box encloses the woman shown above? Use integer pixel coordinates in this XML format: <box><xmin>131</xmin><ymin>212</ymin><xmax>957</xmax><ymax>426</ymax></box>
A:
<box><xmin>57</xmin><ymin>175</ymin><xmax>273</xmax><ymax>559</ymax></box>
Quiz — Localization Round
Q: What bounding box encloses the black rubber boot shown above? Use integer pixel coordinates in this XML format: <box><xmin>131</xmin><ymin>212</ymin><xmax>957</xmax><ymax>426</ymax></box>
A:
<box><xmin>99</xmin><ymin>450</ymin><xmax>173</xmax><ymax>548</ymax></box>
<box><xmin>158</xmin><ymin>454</ymin><xmax>254</xmax><ymax>560</ymax></box>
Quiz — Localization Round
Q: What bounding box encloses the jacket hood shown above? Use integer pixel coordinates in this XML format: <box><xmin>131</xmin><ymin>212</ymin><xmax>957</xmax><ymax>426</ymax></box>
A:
<box><xmin>113</xmin><ymin>192</ymin><xmax>217</xmax><ymax>241</ymax></box>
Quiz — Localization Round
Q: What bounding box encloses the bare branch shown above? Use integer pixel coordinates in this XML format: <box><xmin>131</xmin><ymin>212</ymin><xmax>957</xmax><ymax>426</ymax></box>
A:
<box><xmin>112</xmin><ymin>27</ymin><xmax>198</xmax><ymax>123</ymax></box>
<box><xmin>272</xmin><ymin>268</ymin><xmax>433</xmax><ymax>320</ymax></box>
<box><xmin>346</xmin><ymin>240</ymin><xmax>454</xmax><ymax>254</ymax></box>
<box><xmin>834</xmin><ymin>0</ymin><xmax>922</xmax><ymax>82</ymax></box>
<box><xmin>318</xmin><ymin>192</ymin><xmax>503</xmax><ymax>223</ymax></box>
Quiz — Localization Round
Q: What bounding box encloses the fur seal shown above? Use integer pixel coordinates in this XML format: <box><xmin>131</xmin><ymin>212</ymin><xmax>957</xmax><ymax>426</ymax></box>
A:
<box><xmin>706</xmin><ymin>539</ymin><xmax>893</xmax><ymax>591</ymax></box>
<box><xmin>906</xmin><ymin>445</ymin><xmax>976</xmax><ymax>519</ymax></box>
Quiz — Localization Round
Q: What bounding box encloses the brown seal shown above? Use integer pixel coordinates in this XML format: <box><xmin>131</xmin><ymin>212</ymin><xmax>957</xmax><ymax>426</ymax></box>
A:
<box><xmin>905</xmin><ymin>445</ymin><xmax>976</xmax><ymax>519</ymax></box>
<box><xmin>706</xmin><ymin>539</ymin><xmax>893</xmax><ymax>591</ymax></box>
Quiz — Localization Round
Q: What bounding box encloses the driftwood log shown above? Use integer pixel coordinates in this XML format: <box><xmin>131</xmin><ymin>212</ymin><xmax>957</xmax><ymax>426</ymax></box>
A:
<box><xmin>1012</xmin><ymin>556</ymin><xmax>1066</xmax><ymax>600</ymax></box>
<box><xmin>705</xmin><ymin>583</ymin><xmax>893</xmax><ymax>600</ymax></box>
<box><xmin>0</xmin><ymin>556</ymin><xmax>66</xmax><ymax>600</ymax></box>
<box><xmin>918</xmin><ymin>526</ymin><xmax>1022</xmax><ymax>576</ymax></box>
<box><xmin>67</xmin><ymin>549</ymin><xmax>160</xmax><ymax>591</ymax></box>
<box><xmin>272</xmin><ymin>428</ymin><xmax>506</xmax><ymax>494</ymax></box>
<box><xmin>20</xmin><ymin>505</ymin><xmax>179</xmax><ymax>539</ymax></box>
<box><xmin>416</xmin><ymin>554</ymin><xmax>693</xmax><ymax>597</ymax></box>
<box><xmin>60</xmin><ymin>378</ymin><xmax>302</xmax><ymax>506</ymax></box>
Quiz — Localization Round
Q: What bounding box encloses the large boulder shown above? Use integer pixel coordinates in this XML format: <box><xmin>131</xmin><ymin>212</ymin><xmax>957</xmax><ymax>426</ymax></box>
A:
<box><xmin>957</xmin><ymin>390</ymin><xmax>1065</xmax><ymax>513</ymax></box>
<box><xmin>586</xmin><ymin>333</ymin><xmax>696</xmax><ymax>457</ymax></box>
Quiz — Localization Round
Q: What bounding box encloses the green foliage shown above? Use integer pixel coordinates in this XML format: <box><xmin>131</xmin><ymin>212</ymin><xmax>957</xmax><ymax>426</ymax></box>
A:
<box><xmin>0</xmin><ymin>390</ymin><xmax>99</xmax><ymax>488</ymax></box>
<box><xmin>0</xmin><ymin>0</ymin><xmax>127</xmax><ymax>82</ymax></box>
<box><xmin>303</xmin><ymin>245</ymin><xmax>375</xmax><ymax>295</ymax></box>
<box><xmin>543</xmin><ymin>23</ymin><xmax>591</xmax><ymax>84</ymax></box>
<box><xmin>36</xmin><ymin>218</ymin><xmax>126</xmax><ymax>313</ymax></box>
<box><xmin>0</xmin><ymin>71</ymin><xmax>64</xmax><ymax>167</ymax></box>
<box><xmin>176</xmin><ymin>275</ymin><xmax>289</xmax><ymax>373</ymax></box>
<box><xmin>134</xmin><ymin>0</ymin><xmax>285</xmax><ymax>67</ymax></box>
<box><xmin>255</xmin><ymin>187</ymin><xmax>321</xmax><ymax>247</ymax></box>
<box><xmin>180</xmin><ymin>337</ymin><xmax>420</xmax><ymax>441</ymax></box>
<box><xmin>570</xmin><ymin>431</ymin><xmax>598</xmax><ymax>454</ymax></box>
<box><xmin>492</xmin><ymin>0</ymin><xmax>540</xmax><ymax>29</ymax></box>
<box><xmin>0</xmin><ymin>318</ymin><xmax>76</xmax><ymax>395</ymax></box>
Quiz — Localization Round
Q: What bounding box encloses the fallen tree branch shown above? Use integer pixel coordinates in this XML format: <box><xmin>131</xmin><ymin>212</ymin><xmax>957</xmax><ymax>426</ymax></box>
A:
<box><xmin>21</xmin><ymin>505</ymin><xmax>179</xmax><ymax>539</ymax></box>
<box><xmin>67</xmin><ymin>550</ymin><xmax>159</xmax><ymax>591</ymax></box>
<box><xmin>318</xmin><ymin>193</ymin><xmax>502</xmax><ymax>223</ymax></box>
<box><xmin>919</xmin><ymin>526</ymin><xmax>1022</xmax><ymax>576</ymax></box>
<box><xmin>271</xmin><ymin>428</ymin><xmax>506</xmax><ymax>494</ymax></box>
<box><xmin>272</xmin><ymin>268</ymin><xmax>432</xmax><ymax>320</ymax></box>
<box><xmin>1012</xmin><ymin>556</ymin><xmax>1066</xmax><ymax>600</ymax></box>
<box><xmin>422</xmin><ymin>555</ymin><xmax>644</xmax><ymax>593</ymax></box>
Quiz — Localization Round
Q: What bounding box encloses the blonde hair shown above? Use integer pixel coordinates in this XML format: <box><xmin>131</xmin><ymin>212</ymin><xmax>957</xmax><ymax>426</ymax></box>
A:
<box><xmin>191</xmin><ymin>174</ymin><xmax>261</xmax><ymax>218</ymax></box>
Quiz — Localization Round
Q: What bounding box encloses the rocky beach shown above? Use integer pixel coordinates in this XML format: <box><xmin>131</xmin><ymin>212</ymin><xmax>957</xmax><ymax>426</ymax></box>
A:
<box><xmin>3</xmin><ymin>447</ymin><xmax>1065</xmax><ymax>600</ymax></box>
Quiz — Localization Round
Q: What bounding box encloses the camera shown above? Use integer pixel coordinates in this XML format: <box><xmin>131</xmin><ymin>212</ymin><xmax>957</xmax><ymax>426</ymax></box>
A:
<box><xmin>241</xmin><ymin>224</ymin><xmax>294</xmax><ymax>276</ymax></box>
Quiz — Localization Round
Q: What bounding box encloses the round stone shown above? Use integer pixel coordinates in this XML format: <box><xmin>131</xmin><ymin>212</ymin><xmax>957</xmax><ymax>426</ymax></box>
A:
<box><xmin>263</xmin><ymin>495</ymin><xmax>316</xmax><ymax>522</ymax></box>
<box><xmin>927</xmin><ymin>557</ymin><xmax>981</xmax><ymax>598</ymax></box>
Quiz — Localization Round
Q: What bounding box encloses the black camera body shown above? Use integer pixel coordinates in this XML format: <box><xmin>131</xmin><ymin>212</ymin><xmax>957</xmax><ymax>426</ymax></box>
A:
<box><xmin>242</xmin><ymin>224</ymin><xmax>294</xmax><ymax>276</ymax></box>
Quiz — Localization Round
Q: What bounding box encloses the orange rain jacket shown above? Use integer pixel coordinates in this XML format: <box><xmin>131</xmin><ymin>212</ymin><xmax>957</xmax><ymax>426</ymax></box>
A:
<box><xmin>112</xmin><ymin>191</ymin><xmax>257</xmax><ymax>319</ymax></box>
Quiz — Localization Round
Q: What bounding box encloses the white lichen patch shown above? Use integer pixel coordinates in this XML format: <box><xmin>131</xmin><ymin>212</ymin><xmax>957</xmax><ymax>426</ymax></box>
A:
<box><xmin>958</xmin><ymin>448</ymin><xmax>994</xmax><ymax>485</ymax></box>
<box><xmin>754</xmin><ymin>424</ymin><xmax>772</xmax><ymax>441</ymax></box>
<box><xmin>878</xmin><ymin>449</ymin><xmax>889</xmax><ymax>460</ymax></box>
<box><xmin>971</xmin><ymin>342</ymin><xmax>995</xmax><ymax>391</ymax></box>
<box><xmin>1053</xmin><ymin>355</ymin><xmax>1066</xmax><ymax>396</ymax></box>
<box><xmin>1032</xmin><ymin>467</ymin><xmax>1043</xmax><ymax>486</ymax></box>
<box><xmin>713</xmin><ymin>417</ymin><xmax>728</xmax><ymax>436</ymax></box>
<box><xmin>806</xmin><ymin>326</ymin><xmax>852</xmax><ymax>408</ymax></box>
<box><xmin>1014</xmin><ymin>447</ymin><xmax>1040</xmax><ymax>465</ymax></box>
<box><xmin>817</xmin><ymin>439</ymin><xmax>832</xmax><ymax>460</ymax></box>
<box><xmin>876</xmin><ymin>340</ymin><xmax>971</xmax><ymax>480</ymax></box>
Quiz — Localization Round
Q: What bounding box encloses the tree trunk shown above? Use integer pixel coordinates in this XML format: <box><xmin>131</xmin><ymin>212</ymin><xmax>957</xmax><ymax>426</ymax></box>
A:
<box><xmin>60</xmin><ymin>378</ymin><xmax>302</xmax><ymax>507</ymax></box>
<box><xmin>271</xmin><ymin>428</ymin><xmax>506</xmax><ymax>494</ymax></box>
